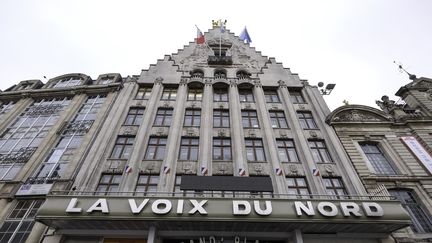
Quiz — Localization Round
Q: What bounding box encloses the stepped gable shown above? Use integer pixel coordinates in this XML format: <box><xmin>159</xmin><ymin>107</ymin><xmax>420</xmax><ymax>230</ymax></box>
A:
<box><xmin>170</xmin><ymin>28</ymin><xmax>269</xmax><ymax>74</ymax></box>
<box><xmin>138</xmin><ymin>55</ymin><xmax>181</xmax><ymax>84</ymax></box>
<box><xmin>259</xmin><ymin>57</ymin><xmax>303</xmax><ymax>87</ymax></box>
<box><xmin>396</xmin><ymin>77</ymin><xmax>432</xmax><ymax>97</ymax></box>
<box><xmin>326</xmin><ymin>104</ymin><xmax>393</xmax><ymax>124</ymax></box>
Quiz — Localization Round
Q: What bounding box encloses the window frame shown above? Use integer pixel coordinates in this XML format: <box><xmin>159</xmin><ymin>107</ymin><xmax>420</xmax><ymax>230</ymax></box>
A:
<box><xmin>264</xmin><ymin>90</ymin><xmax>281</xmax><ymax>103</ymax></box>
<box><xmin>359</xmin><ymin>142</ymin><xmax>398</xmax><ymax>175</ymax></box>
<box><xmin>290</xmin><ymin>91</ymin><xmax>306</xmax><ymax>104</ymax></box>
<box><xmin>213</xmin><ymin>109</ymin><xmax>230</xmax><ymax>128</ymax></box>
<box><xmin>135</xmin><ymin>174</ymin><xmax>159</xmax><ymax>196</ymax></box>
<box><xmin>269</xmin><ymin>110</ymin><xmax>289</xmax><ymax>128</ymax></box>
<box><xmin>96</xmin><ymin>173</ymin><xmax>122</xmax><ymax>195</ymax></box>
<box><xmin>297</xmin><ymin>111</ymin><xmax>318</xmax><ymax>129</ymax></box>
<box><xmin>136</xmin><ymin>87</ymin><xmax>152</xmax><ymax>100</ymax></box>
<box><xmin>308</xmin><ymin>139</ymin><xmax>332</xmax><ymax>163</ymax></box>
<box><xmin>238</xmin><ymin>88</ymin><xmax>255</xmax><ymax>103</ymax></box>
<box><xmin>245</xmin><ymin>138</ymin><xmax>267</xmax><ymax>162</ymax></box>
<box><xmin>241</xmin><ymin>110</ymin><xmax>260</xmax><ymax>128</ymax></box>
<box><xmin>153</xmin><ymin>108</ymin><xmax>173</xmax><ymax>127</ymax></box>
<box><xmin>144</xmin><ymin>137</ymin><xmax>167</xmax><ymax>160</ymax></box>
<box><xmin>124</xmin><ymin>107</ymin><xmax>145</xmax><ymax>126</ymax></box>
<box><xmin>213</xmin><ymin>137</ymin><xmax>232</xmax><ymax>161</ymax></box>
<box><xmin>322</xmin><ymin>177</ymin><xmax>348</xmax><ymax>198</ymax></box>
<box><xmin>184</xmin><ymin>109</ymin><xmax>201</xmax><ymax>127</ymax></box>
<box><xmin>161</xmin><ymin>87</ymin><xmax>177</xmax><ymax>101</ymax></box>
<box><xmin>110</xmin><ymin>136</ymin><xmax>135</xmax><ymax>159</ymax></box>
<box><xmin>277</xmin><ymin>139</ymin><xmax>299</xmax><ymax>163</ymax></box>
<box><xmin>178</xmin><ymin>137</ymin><xmax>199</xmax><ymax>161</ymax></box>
<box><xmin>187</xmin><ymin>87</ymin><xmax>203</xmax><ymax>101</ymax></box>
<box><xmin>286</xmin><ymin>177</ymin><xmax>310</xmax><ymax>197</ymax></box>
<box><xmin>213</xmin><ymin>88</ymin><xmax>229</xmax><ymax>102</ymax></box>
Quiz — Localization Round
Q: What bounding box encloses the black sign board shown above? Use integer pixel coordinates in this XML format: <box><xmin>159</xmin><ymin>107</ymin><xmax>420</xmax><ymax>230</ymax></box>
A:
<box><xmin>180</xmin><ymin>175</ymin><xmax>273</xmax><ymax>192</ymax></box>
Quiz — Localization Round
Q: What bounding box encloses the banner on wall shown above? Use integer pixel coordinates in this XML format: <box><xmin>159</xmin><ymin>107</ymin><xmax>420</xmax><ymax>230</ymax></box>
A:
<box><xmin>401</xmin><ymin>136</ymin><xmax>432</xmax><ymax>174</ymax></box>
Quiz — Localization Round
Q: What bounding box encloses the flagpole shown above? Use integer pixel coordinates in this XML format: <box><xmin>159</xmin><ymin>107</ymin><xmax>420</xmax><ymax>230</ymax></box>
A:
<box><xmin>219</xmin><ymin>27</ymin><xmax>222</xmax><ymax>56</ymax></box>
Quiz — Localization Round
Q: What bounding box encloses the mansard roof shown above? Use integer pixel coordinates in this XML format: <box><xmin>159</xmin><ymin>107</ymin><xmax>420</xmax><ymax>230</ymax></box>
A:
<box><xmin>326</xmin><ymin>105</ymin><xmax>393</xmax><ymax>125</ymax></box>
<box><xmin>396</xmin><ymin>77</ymin><xmax>432</xmax><ymax>97</ymax></box>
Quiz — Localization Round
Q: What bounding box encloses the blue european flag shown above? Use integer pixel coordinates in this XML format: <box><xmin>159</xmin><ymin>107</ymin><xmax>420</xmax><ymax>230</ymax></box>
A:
<box><xmin>239</xmin><ymin>26</ymin><xmax>252</xmax><ymax>44</ymax></box>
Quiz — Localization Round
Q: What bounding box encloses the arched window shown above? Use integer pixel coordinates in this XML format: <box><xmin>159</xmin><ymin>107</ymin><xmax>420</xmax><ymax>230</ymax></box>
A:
<box><xmin>236</xmin><ymin>70</ymin><xmax>250</xmax><ymax>80</ymax></box>
<box><xmin>389</xmin><ymin>189</ymin><xmax>432</xmax><ymax>233</ymax></box>
<box><xmin>214</xmin><ymin>69</ymin><xmax>227</xmax><ymax>79</ymax></box>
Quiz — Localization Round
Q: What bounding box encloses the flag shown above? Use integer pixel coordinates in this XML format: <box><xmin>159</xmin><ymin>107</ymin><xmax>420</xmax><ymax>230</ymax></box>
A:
<box><xmin>238</xmin><ymin>168</ymin><xmax>246</xmax><ymax>176</ymax></box>
<box><xmin>220</xmin><ymin>20</ymin><xmax>226</xmax><ymax>33</ymax></box>
<box><xmin>275</xmin><ymin>168</ymin><xmax>283</xmax><ymax>176</ymax></box>
<box><xmin>312</xmin><ymin>168</ymin><xmax>320</xmax><ymax>176</ymax></box>
<box><xmin>125</xmin><ymin>165</ymin><xmax>132</xmax><ymax>174</ymax></box>
<box><xmin>196</xmin><ymin>26</ymin><xmax>205</xmax><ymax>44</ymax></box>
<box><xmin>201</xmin><ymin>166</ymin><xmax>208</xmax><ymax>175</ymax></box>
<box><xmin>163</xmin><ymin>165</ymin><xmax>170</xmax><ymax>174</ymax></box>
<box><xmin>239</xmin><ymin>26</ymin><xmax>252</xmax><ymax>44</ymax></box>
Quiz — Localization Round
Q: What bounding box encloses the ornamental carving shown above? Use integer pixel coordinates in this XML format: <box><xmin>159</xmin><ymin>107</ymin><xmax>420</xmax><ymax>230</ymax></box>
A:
<box><xmin>332</xmin><ymin>110</ymin><xmax>384</xmax><ymax>122</ymax></box>
<box><xmin>0</xmin><ymin>147</ymin><xmax>37</xmax><ymax>164</ymax></box>
<box><xmin>154</xmin><ymin>77</ymin><xmax>164</xmax><ymax>84</ymax></box>
<box><xmin>278</xmin><ymin>80</ymin><xmax>287</xmax><ymax>87</ymax></box>
<box><xmin>61</xmin><ymin>120</ymin><xmax>94</xmax><ymax>135</ymax></box>
<box><xmin>26</xmin><ymin>104</ymin><xmax>63</xmax><ymax>117</ymax></box>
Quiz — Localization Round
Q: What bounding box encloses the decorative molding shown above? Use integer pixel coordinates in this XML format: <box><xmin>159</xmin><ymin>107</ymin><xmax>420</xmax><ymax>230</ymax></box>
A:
<box><xmin>154</xmin><ymin>77</ymin><xmax>164</xmax><ymax>84</ymax></box>
<box><xmin>277</xmin><ymin>80</ymin><xmax>287</xmax><ymax>88</ymax></box>
<box><xmin>333</xmin><ymin>110</ymin><xmax>385</xmax><ymax>122</ymax></box>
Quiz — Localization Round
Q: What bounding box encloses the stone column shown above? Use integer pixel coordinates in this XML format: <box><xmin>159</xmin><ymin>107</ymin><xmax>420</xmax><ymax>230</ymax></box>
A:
<box><xmin>26</xmin><ymin>222</ymin><xmax>46</xmax><ymax>243</ymax></box>
<box><xmin>147</xmin><ymin>226</ymin><xmax>157</xmax><ymax>243</ymax></box>
<box><xmin>0</xmin><ymin>98</ymin><xmax>33</xmax><ymax>133</ymax></box>
<box><xmin>304</xmin><ymin>85</ymin><xmax>367</xmax><ymax>195</ymax></box>
<box><xmin>277</xmin><ymin>81</ymin><xmax>326</xmax><ymax>194</ymax></box>
<box><xmin>159</xmin><ymin>79</ymin><xmax>188</xmax><ymax>192</ymax></box>
<box><xmin>293</xmin><ymin>229</ymin><xmax>304</xmax><ymax>243</ymax></box>
<box><xmin>199</xmin><ymin>80</ymin><xmax>213</xmax><ymax>175</ymax></box>
<box><xmin>253</xmin><ymin>81</ymin><xmax>286</xmax><ymax>194</ymax></box>
<box><xmin>229</xmin><ymin>80</ymin><xmax>247</xmax><ymax>176</ymax></box>
<box><xmin>120</xmin><ymin>79</ymin><xmax>164</xmax><ymax>192</ymax></box>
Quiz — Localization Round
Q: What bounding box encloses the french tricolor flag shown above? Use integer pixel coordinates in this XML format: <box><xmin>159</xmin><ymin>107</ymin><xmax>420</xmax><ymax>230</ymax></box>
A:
<box><xmin>125</xmin><ymin>165</ymin><xmax>132</xmax><ymax>174</ymax></box>
<box><xmin>312</xmin><ymin>168</ymin><xmax>320</xmax><ymax>176</ymax></box>
<box><xmin>238</xmin><ymin>168</ymin><xmax>246</xmax><ymax>176</ymax></box>
<box><xmin>163</xmin><ymin>165</ymin><xmax>170</xmax><ymax>174</ymax></box>
<box><xmin>196</xmin><ymin>26</ymin><xmax>205</xmax><ymax>44</ymax></box>
<box><xmin>275</xmin><ymin>168</ymin><xmax>283</xmax><ymax>176</ymax></box>
<box><xmin>201</xmin><ymin>166</ymin><xmax>208</xmax><ymax>175</ymax></box>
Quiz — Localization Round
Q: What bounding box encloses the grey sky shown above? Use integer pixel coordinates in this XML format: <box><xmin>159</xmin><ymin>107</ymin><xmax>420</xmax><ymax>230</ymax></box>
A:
<box><xmin>1</xmin><ymin>0</ymin><xmax>431</xmax><ymax>110</ymax></box>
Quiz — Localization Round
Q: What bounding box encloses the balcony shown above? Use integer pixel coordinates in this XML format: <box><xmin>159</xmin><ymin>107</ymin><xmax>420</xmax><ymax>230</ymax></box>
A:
<box><xmin>208</xmin><ymin>55</ymin><xmax>232</xmax><ymax>65</ymax></box>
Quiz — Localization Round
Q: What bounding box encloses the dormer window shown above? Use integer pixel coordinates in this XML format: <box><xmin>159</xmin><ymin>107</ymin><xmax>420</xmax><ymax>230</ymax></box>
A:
<box><xmin>191</xmin><ymin>70</ymin><xmax>204</xmax><ymax>79</ymax></box>
<box><xmin>53</xmin><ymin>77</ymin><xmax>82</xmax><ymax>88</ymax></box>
<box><xmin>100</xmin><ymin>77</ymin><xmax>114</xmax><ymax>85</ymax></box>
<box><xmin>214</xmin><ymin>70</ymin><xmax>226</xmax><ymax>79</ymax></box>
<box><xmin>236</xmin><ymin>71</ymin><xmax>250</xmax><ymax>80</ymax></box>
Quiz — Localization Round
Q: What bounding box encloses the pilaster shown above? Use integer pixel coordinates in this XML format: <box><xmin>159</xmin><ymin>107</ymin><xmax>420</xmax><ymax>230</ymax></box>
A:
<box><xmin>199</xmin><ymin>80</ymin><xmax>213</xmax><ymax>175</ymax></box>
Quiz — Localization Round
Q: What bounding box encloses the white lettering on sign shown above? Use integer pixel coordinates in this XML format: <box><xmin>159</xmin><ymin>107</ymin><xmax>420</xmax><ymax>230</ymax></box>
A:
<box><xmin>65</xmin><ymin>198</ymin><xmax>82</xmax><ymax>213</ymax></box>
<box><xmin>152</xmin><ymin>199</ymin><xmax>172</xmax><ymax>214</ymax></box>
<box><xmin>86</xmin><ymin>199</ymin><xmax>109</xmax><ymax>213</ymax></box>
<box><xmin>63</xmin><ymin>198</ymin><xmax>385</xmax><ymax>218</ymax></box>
<box><xmin>294</xmin><ymin>201</ymin><xmax>315</xmax><ymax>216</ymax></box>
<box><xmin>128</xmin><ymin>199</ymin><xmax>149</xmax><ymax>214</ymax></box>
<box><xmin>401</xmin><ymin>136</ymin><xmax>432</xmax><ymax>174</ymax></box>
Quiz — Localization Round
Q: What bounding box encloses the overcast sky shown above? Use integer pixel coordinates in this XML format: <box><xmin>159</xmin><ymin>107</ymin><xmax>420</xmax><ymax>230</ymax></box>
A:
<box><xmin>1</xmin><ymin>0</ymin><xmax>431</xmax><ymax>110</ymax></box>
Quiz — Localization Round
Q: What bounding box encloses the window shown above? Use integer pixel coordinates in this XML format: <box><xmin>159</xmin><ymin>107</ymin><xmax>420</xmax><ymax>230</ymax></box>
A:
<box><xmin>33</xmin><ymin>95</ymin><xmax>106</xmax><ymax>182</ymax></box>
<box><xmin>110</xmin><ymin>136</ymin><xmax>135</xmax><ymax>159</ymax></box>
<box><xmin>136</xmin><ymin>87</ymin><xmax>152</xmax><ymax>100</ymax></box>
<box><xmin>179</xmin><ymin>137</ymin><xmax>199</xmax><ymax>161</ymax></box>
<box><xmin>290</xmin><ymin>91</ymin><xmax>305</xmax><ymax>104</ymax></box>
<box><xmin>269</xmin><ymin>111</ymin><xmax>288</xmax><ymax>128</ymax></box>
<box><xmin>124</xmin><ymin>107</ymin><xmax>145</xmax><ymax>125</ymax></box>
<box><xmin>154</xmin><ymin>108</ymin><xmax>173</xmax><ymax>126</ymax></box>
<box><xmin>277</xmin><ymin>139</ymin><xmax>299</xmax><ymax>162</ymax></box>
<box><xmin>360</xmin><ymin>142</ymin><xmax>397</xmax><ymax>175</ymax></box>
<box><xmin>0</xmin><ymin>200</ymin><xmax>44</xmax><ymax>243</ymax></box>
<box><xmin>323</xmin><ymin>177</ymin><xmax>347</xmax><ymax>198</ymax></box>
<box><xmin>213</xmin><ymin>109</ymin><xmax>230</xmax><ymax>128</ymax></box>
<box><xmin>239</xmin><ymin>89</ymin><xmax>254</xmax><ymax>102</ymax></box>
<box><xmin>286</xmin><ymin>177</ymin><xmax>310</xmax><ymax>197</ymax></box>
<box><xmin>161</xmin><ymin>87</ymin><xmax>177</xmax><ymax>101</ymax></box>
<box><xmin>214</xmin><ymin>70</ymin><xmax>226</xmax><ymax>79</ymax></box>
<box><xmin>184</xmin><ymin>109</ymin><xmax>201</xmax><ymax>127</ymax></box>
<box><xmin>135</xmin><ymin>174</ymin><xmax>159</xmax><ymax>196</ymax></box>
<box><xmin>214</xmin><ymin>88</ymin><xmax>229</xmax><ymax>102</ymax></box>
<box><xmin>188</xmin><ymin>88</ymin><xmax>203</xmax><ymax>101</ymax></box>
<box><xmin>53</xmin><ymin>77</ymin><xmax>82</xmax><ymax>88</ymax></box>
<box><xmin>242</xmin><ymin>110</ymin><xmax>259</xmax><ymax>128</ymax></box>
<box><xmin>213</xmin><ymin>138</ymin><xmax>232</xmax><ymax>161</ymax></box>
<box><xmin>245</xmin><ymin>138</ymin><xmax>266</xmax><ymax>162</ymax></box>
<box><xmin>389</xmin><ymin>190</ymin><xmax>432</xmax><ymax>233</ymax></box>
<box><xmin>96</xmin><ymin>174</ymin><xmax>121</xmax><ymax>195</ymax></box>
<box><xmin>144</xmin><ymin>137</ymin><xmax>167</xmax><ymax>160</ymax></box>
<box><xmin>309</xmin><ymin>140</ymin><xmax>332</xmax><ymax>163</ymax></box>
<box><xmin>0</xmin><ymin>98</ymin><xmax>71</xmax><ymax>180</ymax></box>
<box><xmin>298</xmin><ymin>112</ymin><xmax>317</xmax><ymax>129</ymax></box>
<box><xmin>264</xmin><ymin>90</ymin><xmax>280</xmax><ymax>103</ymax></box>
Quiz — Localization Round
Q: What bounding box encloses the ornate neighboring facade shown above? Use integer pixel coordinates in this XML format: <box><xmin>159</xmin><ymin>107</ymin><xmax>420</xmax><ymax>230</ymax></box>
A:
<box><xmin>0</xmin><ymin>25</ymin><xmax>410</xmax><ymax>243</ymax></box>
<box><xmin>327</xmin><ymin>77</ymin><xmax>432</xmax><ymax>242</ymax></box>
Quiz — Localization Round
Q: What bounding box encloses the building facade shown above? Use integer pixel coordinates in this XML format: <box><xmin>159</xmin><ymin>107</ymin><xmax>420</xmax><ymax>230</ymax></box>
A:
<box><xmin>327</xmin><ymin>76</ymin><xmax>432</xmax><ymax>242</ymax></box>
<box><xmin>0</xmin><ymin>25</ymin><xmax>410</xmax><ymax>243</ymax></box>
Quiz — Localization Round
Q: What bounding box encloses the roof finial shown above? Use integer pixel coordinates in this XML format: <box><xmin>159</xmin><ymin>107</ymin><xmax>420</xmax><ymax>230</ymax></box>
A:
<box><xmin>394</xmin><ymin>61</ymin><xmax>417</xmax><ymax>80</ymax></box>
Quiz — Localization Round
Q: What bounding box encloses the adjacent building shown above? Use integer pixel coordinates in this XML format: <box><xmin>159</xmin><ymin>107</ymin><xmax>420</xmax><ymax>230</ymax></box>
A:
<box><xmin>327</xmin><ymin>75</ymin><xmax>432</xmax><ymax>242</ymax></box>
<box><xmin>0</xmin><ymin>24</ymin><xmax>411</xmax><ymax>243</ymax></box>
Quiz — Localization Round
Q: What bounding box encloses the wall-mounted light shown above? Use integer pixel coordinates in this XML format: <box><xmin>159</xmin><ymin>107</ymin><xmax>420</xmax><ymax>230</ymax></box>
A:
<box><xmin>318</xmin><ymin>82</ymin><xmax>336</xmax><ymax>95</ymax></box>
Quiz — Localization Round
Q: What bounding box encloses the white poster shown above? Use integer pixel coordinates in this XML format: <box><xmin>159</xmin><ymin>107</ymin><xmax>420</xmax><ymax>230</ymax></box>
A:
<box><xmin>401</xmin><ymin>136</ymin><xmax>432</xmax><ymax>174</ymax></box>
